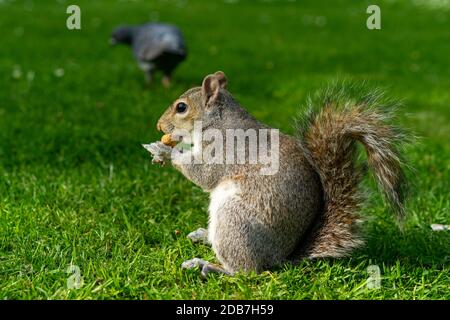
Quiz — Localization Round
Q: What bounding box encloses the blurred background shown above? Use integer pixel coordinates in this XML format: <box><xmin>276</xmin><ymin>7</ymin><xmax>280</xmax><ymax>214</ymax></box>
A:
<box><xmin>0</xmin><ymin>0</ymin><xmax>449</xmax><ymax>299</ymax></box>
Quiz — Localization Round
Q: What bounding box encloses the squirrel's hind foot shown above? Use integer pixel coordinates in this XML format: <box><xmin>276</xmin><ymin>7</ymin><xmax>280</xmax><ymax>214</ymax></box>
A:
<box><xmin>181</xmin><ymin>257</ymin><xmax>231</xmax><ymax>278</ymax></box>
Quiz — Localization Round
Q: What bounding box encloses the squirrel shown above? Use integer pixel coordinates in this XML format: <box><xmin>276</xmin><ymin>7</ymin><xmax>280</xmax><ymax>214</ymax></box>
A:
<box><xmin>144</xmin><ymin>71</ymin><xmax>408</xmax><ymax>277</ymax></box>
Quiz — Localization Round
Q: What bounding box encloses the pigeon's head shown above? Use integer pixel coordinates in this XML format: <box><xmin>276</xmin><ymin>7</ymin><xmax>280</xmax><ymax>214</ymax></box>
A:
<box><xmin>110</xmin><ymin>25</ymin><xmax>134</xmax><ymax>45</ymax></box>
<box><xmin>157</xmin><ymin>71</ymin><xmax>230</xmax><ymax>136</ymax></box>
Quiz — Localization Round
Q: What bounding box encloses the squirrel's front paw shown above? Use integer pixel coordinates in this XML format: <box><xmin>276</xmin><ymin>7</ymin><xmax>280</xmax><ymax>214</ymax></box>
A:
<box><xmin>187</xmin><ymin>228</ymin><xmax>209</xmax><ymax>244</ymax></box>
<box><xmin>142</xmin><ymin>142</ymin><xmax>172</xmax><ymax>164</ymax></box>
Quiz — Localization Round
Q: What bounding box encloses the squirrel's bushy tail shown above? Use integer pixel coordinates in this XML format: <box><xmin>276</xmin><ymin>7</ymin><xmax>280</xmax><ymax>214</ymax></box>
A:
<box><xmin>297</xmin><ymin>84</ymin><xmax>409</xmax><ymax>258</ymax></box>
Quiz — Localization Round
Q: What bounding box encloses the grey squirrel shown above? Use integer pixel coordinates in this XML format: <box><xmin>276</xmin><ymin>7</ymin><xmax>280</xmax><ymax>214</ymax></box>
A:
<box><xmin>144</xmin><ymin>71</ymin><xmax>408</xmax><ymax>277</ymax></box>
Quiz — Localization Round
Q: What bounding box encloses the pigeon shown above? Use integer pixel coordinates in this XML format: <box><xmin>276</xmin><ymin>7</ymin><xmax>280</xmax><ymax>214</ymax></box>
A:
<box><xmin>110</xmin><ymin>23</ymin><xmax>187</xmax><ymax>87</ymax></box>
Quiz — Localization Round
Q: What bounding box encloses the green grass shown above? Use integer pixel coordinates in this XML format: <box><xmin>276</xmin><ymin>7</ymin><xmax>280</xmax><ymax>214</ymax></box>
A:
<box><xmin>0</xmin><ymin>0</ymin><xmax>449</xmax><ymax>299</ymax></box>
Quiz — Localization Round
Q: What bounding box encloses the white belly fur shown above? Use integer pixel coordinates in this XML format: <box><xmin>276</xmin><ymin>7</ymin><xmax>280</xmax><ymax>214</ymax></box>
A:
<box><xmin>208</xmin><ymin>180</ymin><xmax>240</xmax><ymax>244</ymax></box>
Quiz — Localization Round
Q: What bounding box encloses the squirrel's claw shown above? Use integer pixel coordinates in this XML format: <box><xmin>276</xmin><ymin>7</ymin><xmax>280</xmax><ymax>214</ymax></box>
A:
<box><xmin>181</xmin><ymin>258</ymin><xmax>231</xmax><ymax>278</ymax></box>
<box><xmin>200</xmin><ymin>263</ymin><xmax>231</xmax><ymax>278</ymax></box>
<box><xmin>181</xmin><ymin>257</ymin><xmax>205</xmax><ymax>269</ymax></box>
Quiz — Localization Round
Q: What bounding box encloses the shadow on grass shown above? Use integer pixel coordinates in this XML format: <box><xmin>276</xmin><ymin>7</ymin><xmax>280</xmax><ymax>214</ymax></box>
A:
<box><xmin>356</xmin><ymin>226</ymin><xmax>450</xmax><ymax>268</ymax></box>
<box><xmin>273</xmin><ymin>224</ymin><xmax>450</xmax><ymax>273</ymax></box>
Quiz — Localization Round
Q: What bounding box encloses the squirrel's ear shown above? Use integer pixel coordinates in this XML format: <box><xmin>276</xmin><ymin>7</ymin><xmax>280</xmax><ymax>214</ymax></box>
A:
<box><xmin>214</xmin><ymin>71</ymin><xmax>227</xmax><ymax>89</ymax></box>
<box><xmin>202</xmin><ymin>74</ymin><xmax>220</xmax><ymax>107</ymax></box>
<box><xmin>202</xmin><ymin>71</ymin><xmax>228</xmax><ymax>107</ymax></box>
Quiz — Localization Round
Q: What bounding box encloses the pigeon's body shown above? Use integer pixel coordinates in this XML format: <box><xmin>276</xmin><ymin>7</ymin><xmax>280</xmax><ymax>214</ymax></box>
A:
<box><xmin>111</xmin><ymin>23</ymin><xmax>187</xmax><ymax>86</ymax></box>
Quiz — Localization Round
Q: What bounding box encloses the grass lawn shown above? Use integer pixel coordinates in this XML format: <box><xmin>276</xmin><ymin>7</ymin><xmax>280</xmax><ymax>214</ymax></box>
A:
<box><xmin>0</xmin><ymin>0</ymin><xmax>449</xmax><ymax>299</ymax></box>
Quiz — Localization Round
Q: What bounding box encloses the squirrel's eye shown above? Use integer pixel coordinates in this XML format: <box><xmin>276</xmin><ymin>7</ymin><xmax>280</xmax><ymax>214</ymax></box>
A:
<box><xmin>175</xmin><ymin>102</ymin><xmax>188</xmax><ymax>113</ymax></box>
